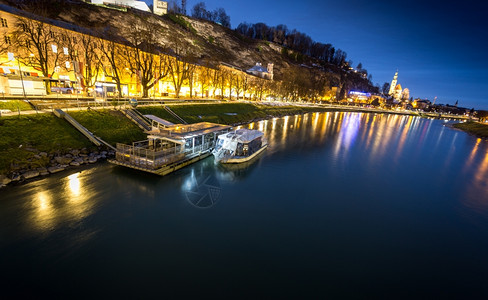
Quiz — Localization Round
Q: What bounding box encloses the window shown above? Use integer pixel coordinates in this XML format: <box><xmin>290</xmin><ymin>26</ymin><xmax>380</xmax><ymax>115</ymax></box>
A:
<box><xmin>1</xmin><ymin>18</ymin><xmax>8</xmax><ymax>28</ymax></box>
<box><xmin>51</xmin><ymin>44</ymin><xmax>57</xmax><ymax>53</ymax></box>
<box><xmin>63</xmin><ymin>47</ymin><xmax>69</xmax><ymax>55</ymax></box>
<box><xmin>4</xmin><ymin>35</ymin><xmax>11</xmax><ymax>45</ymax></box>
<box><xmin>65</xmin><ymin>61</ymin><xmax>70</xmax><ymax>69</ymax></box>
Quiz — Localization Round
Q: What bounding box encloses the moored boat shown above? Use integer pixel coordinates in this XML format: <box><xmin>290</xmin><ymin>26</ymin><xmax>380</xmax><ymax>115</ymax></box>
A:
<box><xmin>212</xmin><ymin>129</ymin><xmax>268</xmax><ymax>164</ymax></box>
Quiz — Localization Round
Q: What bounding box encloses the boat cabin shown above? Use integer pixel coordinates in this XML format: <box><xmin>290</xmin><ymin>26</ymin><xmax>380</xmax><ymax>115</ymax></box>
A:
<box><xmin>114</xmin><ymin>122</ymin><xmax>231</xmax><ymax>171</ymax></box>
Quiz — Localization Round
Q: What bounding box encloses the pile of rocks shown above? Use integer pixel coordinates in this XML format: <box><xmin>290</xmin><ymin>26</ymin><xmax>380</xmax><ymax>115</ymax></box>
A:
<box><xmin>0</xmin><ymin>148</ymin><xmax>115</xmax><ymax>188</ymax></box>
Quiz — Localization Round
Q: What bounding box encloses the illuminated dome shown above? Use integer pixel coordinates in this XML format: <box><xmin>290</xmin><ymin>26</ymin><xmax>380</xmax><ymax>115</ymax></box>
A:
<box><xmin>395</xmin><ymin>84</ymin><xmax>402</xmax><ymax>90</ymax></box>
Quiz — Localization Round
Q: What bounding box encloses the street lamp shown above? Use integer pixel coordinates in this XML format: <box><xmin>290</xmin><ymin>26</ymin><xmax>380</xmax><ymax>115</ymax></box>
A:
<box><xmin>8</xmin><ymin>52</ymin><xmax>26</xmax><ymax>99</ymax></box>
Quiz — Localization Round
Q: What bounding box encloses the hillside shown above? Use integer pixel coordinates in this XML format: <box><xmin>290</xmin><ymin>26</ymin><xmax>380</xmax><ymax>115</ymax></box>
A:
<box><xmin>0</xmin><ymin>0</ymin><xmax>375</xmax><ymax>96</ymax></box>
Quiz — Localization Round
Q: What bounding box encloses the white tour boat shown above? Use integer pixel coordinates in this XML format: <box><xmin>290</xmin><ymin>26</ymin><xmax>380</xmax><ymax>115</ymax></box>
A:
<box><xmin>212</xmin><ymin>129</ymin><xmax>268</xmax><ymax>164</ymax></box>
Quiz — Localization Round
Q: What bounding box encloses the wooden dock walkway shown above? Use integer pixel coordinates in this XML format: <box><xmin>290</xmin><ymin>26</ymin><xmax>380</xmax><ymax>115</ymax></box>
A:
<box><xmin>108</xmin><ymin>151</ymin><xmax>212</xmax><ymax>176</ymax></box>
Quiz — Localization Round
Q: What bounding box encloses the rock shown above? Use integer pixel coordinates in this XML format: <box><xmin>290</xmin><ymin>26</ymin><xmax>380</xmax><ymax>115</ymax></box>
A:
<box><xmin>88</xmin><ymin>157</ymin><xmax>97</xmax><ymax>164</ymax></box>
<box><xmin>25</xmin><ymin>147</ymin><xmax>38</xmax><ymax>152</ymax></box>
<box><xmin>11</xmin><ymin>174</ymin><xmax>21</xmax><ymax>182</ymax></box>
<box><xmin>70</xmin><ymin>161</ymin><xmax>80</xmax><ymax>166</ymax></box>
<box><xmin>65</xmin><ymin>154</ymin><xmax>73</xmax><ymax>158</ymax></box>
<box><xmin>37</xmin><ymin>167</ymin><xmax>49</xmax><ymax>176</ymax></box>
<box><xmin>79</xmin><ymin>153</ymin><xmax>88</xmax><ymax>157</ymax></box>
<box><xmin>0</xmin><ymin>183</ymin><xmax>5</xmax><ymax>189</ymax></box>
<box><xmin>33</xmin><ymin>154</ymin><xmax>41</xmax><ymax>159</ymax></box>
<box><xmin>48</xmin><ymin>166</ymin><xmax>64</xmax><ymax>174</ymax></box>
<box><xmin>101</xmin><ymin>151</ymin><xmax>108</xmax><ymax>156</ymax></box>
<box><xmin>39</xmin><ymin>152</ymin><xmax>48</xmax><ymax>157</ymax></box>
<box><xmin>55</xmin><ymin>156</ymin><xmax>73</xmax><ymax>165</ymax></box>
<box><xmin>22</xmin><ymin>170</ymin><xmax>40</xmax><ymax>180</ymax></box>
<box><xmin>70</xmin><ymin>149</ymin><xmax>80</xmax><ymax>156</ymax></box>
<box><xmin>0</xmin><ymin>175</ymin><xmax>12</xmax><ymax>185</ymax></box>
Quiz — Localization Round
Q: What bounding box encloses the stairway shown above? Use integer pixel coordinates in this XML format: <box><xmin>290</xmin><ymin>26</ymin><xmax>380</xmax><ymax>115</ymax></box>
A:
<box><xmin>164</xmin><ymin>105</ymin><xmax>187</xmax><ymax>124</ymax></box>
<box><xmin>122</xmin><ymin>108</ymin><xmax>152</xmax><ymax>131</ymax></box>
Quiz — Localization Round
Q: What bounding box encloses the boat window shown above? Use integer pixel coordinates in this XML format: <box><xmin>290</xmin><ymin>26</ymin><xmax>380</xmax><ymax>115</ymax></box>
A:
<box><xmin>243</xmin><ymin>144</ymin><xmax>249</xmax><ymax>156</ymax></box>
<box><xmin>236</xmin><ymin>143</ymin><xmax>244</xmax><ymax>156</ymax></box>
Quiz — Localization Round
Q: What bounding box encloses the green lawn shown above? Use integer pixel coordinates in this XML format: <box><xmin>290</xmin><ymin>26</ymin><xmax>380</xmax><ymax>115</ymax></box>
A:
<box><xmin>69</xmin><ymin>110</ymin><xmax>147</xmax><ymax>145</ymax></box>
<box><xmin>453</xmin><ymin>121</ymin><xmax>488</xmax><ymax>138</ymax></box>
<box><xmin>138</xmin><ymin>103</ymin><xmax>330</xmax><ymax>125</ymax></box>
<box><xmin>0</xmin><ymin>114</ymin><xmax>92</xmax><ymax>173</ymax></box>
<box><xmin>0</xmin><ymin>100</ymin><xmax>33</xmax><ymax>111</ymax></box>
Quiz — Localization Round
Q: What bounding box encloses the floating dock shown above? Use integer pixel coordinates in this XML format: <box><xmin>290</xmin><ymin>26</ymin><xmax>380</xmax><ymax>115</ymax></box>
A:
<box><xmin>108</xmin><ymin>121</ymin><xmax>231</xmax><ymax>176</ymax></box>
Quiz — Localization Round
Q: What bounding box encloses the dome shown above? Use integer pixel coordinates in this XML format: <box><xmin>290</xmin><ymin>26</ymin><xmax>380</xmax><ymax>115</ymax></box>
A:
<box><xmin>395</xmin><ymin>84</ymin><xmax>402</xmax><ymax>90</ymax></box>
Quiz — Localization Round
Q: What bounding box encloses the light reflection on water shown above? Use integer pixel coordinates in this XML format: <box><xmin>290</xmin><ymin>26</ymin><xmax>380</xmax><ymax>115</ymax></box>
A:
<box><xmin>2</xmin><ymin>111</ymin><xmax>488</xmax><ymax>297</ymax></box>
<box><xmin>27</xmin><ymin>170</ymin><xmax>97</xmax><ymax>233</ymax></box>
<box><xmin>8</xmin><ymin>112</ymin><xmax>488</xmax><ymax>232</ymax></box>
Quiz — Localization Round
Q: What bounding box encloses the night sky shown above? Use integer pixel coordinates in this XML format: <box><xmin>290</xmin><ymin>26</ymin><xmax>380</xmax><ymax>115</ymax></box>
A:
<box><xmin>151</xmin><ymin>0</ymin><xmax>488</xmax><ymax>109</ymax></box>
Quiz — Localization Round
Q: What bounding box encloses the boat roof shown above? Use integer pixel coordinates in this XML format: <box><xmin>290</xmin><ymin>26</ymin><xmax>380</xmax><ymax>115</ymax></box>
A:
<box><xmin>148</xmin><ymin>122</ymin><xmax>231</xmax><ymax>139</ymax></box>
<box><xmin>145</xmin><ymin>115</ymin><xmax>174</xmax><ymax>126</ymax></box>
<box><xmin>218</xmin><ymin>129</ymin><xmax>264</xmax><ymax>143</ymax></box>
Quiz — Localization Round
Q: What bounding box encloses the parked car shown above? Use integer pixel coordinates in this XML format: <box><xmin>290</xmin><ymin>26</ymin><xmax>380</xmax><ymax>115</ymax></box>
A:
<box><xmin>51</xmin><ymin>86</ymin><xmax>74</xmax><ymax>94</ymax></box>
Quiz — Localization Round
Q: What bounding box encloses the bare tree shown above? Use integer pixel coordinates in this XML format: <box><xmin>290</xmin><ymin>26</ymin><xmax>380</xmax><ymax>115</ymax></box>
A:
<box><xmin>124</xmin><ymin>24</ymin><xmax>170</xmax><ymax>98</ymax></box>
<box><xmin>12</xmin><ymin>17</ymin><xmax>62</xmax><ymax>93</ymax></box>
<box><xmin>98</xmin><ymin>37</ymin><xmax>125</xmax><ymax>97</ymax></box>
<box><xmin>167</xmin><ymin>37</ymin><xmax>196</xmax><ymax>98</ymax></box>
<box><xmin>59</xmin><ymin>31</ymin><xmax>102</xmax><ymax>96</ymax></box>
<box><xmin>197</xmin><ymin>62</ymin><xmax>215</xmax><ymax>98</ymax></box>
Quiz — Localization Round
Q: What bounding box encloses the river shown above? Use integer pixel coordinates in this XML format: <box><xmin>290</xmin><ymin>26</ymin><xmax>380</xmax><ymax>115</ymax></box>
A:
<box><xmin>2</xmin><ymin>112</ymin><xmax>488</xmax><ymax>298</ymax></box>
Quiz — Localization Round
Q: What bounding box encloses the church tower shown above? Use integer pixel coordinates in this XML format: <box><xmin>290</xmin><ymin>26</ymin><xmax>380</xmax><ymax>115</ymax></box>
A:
<box><xmin>388</xmin><ymin>71</ymin><xmax>398</xmax><ymax>96</ymax></box>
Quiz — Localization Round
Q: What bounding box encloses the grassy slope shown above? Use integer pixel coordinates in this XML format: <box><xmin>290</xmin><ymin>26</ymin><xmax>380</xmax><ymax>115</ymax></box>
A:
<box><xmin>69</xmin><ymin>110</ymin><xmax>147</xmax><ymax>145</ymax></box>
<box><xmin>453</xmin><ymin>122</ymin><xmax>488</xmax><ymax>138</ymax></box>
<box><xmin>0</xmin><ymin>100</ymin><xmax>32</xmax><ymax>111</ymax></box>
<box><xmin>0</xmin><ymin>114</ymin><xmax>93</xmax><ymax>173</ymax></box>
<box><xmin>138</xmin><ymin>103</ymin><xmax>332</xmax><ymax>125</ymax></box>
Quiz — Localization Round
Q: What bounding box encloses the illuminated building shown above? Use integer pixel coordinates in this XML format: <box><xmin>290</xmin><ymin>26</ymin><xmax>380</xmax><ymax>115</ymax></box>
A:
<box><xmin>246</xmin><ymin>63</ymin><xmax>274</xmax><ymax>80</ymax></box>
<box><xmin>388</xmin><ymin>70</ymin><xmax>410</xmax><ymax>101</ymax></box>
<box><xmin>86</xmin><ymin>0</ymin><xmax>151</xmax><ymax>12</ymax></box>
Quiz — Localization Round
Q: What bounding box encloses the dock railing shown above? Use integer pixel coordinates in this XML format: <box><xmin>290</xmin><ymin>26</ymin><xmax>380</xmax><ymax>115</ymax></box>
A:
<box><xmin>116</xmin><ymin>142</ymin><xmax>185</xmax><ymax>170</ymax></box>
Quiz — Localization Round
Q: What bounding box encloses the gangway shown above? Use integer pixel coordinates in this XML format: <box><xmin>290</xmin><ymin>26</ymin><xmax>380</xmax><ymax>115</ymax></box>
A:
<box><xmin>144</xmin><ymin>115</ymin><xmax>174</xmax><ymax>127</ymax></box>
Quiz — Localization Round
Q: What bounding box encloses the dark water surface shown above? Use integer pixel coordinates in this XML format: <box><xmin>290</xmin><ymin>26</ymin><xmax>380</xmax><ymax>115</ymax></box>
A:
<box><xmin>2</xmin><ymin>112</ymin><xmax>488</xmax><ymax>298</ymax></box>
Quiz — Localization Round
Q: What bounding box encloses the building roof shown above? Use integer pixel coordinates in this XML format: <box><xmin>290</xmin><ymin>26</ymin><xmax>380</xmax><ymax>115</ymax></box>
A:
<box><xmin>247</xmin><ymin>63</ymin><xmax>269</xmax><ymax>73</ymax></box>
<box><xmin>148</xmin><ymin>122</ymin><xmax>231</xmax><ymax>140</ymax></box>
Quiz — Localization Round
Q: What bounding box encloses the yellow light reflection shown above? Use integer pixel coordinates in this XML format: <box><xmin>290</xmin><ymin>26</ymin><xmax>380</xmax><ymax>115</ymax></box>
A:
<box><xmin>68</xmin><ymin>173</ymin><xmax>81</xmax><ymax>197</ymax></box>
<box><xmin>282</xmin><ymin>115</ymin><xmax>289</xmax><ymax>141</ymax></box>
<box><xmin>464</xmin><ymin>138</ymin><xmax>482</xmax><ymax>170</ymax></box>
<box><xmin>33</xmin><ymin>190</ymin><xmax>55</xmax><ymax>231</ymax></box>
